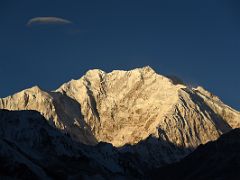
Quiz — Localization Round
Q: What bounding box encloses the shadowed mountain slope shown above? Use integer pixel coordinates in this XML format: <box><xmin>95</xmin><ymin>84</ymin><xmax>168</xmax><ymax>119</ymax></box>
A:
<box><xmin>152</xmin><ymin>128</ymin><xmax>240</xmax><ymax>180</ymax></box>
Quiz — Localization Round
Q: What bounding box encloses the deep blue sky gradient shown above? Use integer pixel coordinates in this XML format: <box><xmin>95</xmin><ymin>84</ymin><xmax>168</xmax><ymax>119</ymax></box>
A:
<box><xmin>0</xmin><ymin>0</ymin><xmax>239</xmax><ymax>109</ymax></box>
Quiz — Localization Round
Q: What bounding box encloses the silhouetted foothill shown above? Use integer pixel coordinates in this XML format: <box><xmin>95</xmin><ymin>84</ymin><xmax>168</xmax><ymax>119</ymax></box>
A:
<box><xmin>151</xmin><ymin>128</ymin><xmax>240</xmax><ymax>180</ymax></box>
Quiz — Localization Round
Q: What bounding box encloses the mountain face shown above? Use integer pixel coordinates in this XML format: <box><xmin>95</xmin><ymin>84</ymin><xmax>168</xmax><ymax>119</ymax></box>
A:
<box><xmin>0</xmin><ymin>66</ymin><xmax>240</xmax><ymax>169</ymax></box>
<box><xmin>152</xmin><ymin>128</ymin><xmax>240</xmax><ymax>180</ymax></box>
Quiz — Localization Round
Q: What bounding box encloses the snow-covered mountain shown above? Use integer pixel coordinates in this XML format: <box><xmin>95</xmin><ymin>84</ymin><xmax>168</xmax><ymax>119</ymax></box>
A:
<box><xmin>0</xmin><ymin>66</ymin><xmax>240</xmax><ymax>176</ymax></box>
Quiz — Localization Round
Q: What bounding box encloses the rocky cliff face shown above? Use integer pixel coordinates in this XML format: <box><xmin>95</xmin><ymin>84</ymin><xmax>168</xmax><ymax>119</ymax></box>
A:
<box><xmin>0</xmin><ymin>66</ymin><xmax>239</xmax><ymax>167</ymax></box>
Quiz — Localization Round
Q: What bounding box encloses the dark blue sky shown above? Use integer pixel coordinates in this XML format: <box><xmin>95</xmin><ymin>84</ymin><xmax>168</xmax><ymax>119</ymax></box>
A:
<box><xmin>0</xmin><ymin>0</ymin><xmax>239</xmax><ymax>110</ymax></box>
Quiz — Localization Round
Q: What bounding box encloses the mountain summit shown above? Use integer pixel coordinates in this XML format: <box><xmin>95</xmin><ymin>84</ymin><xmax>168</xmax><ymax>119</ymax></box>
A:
<box><xmin>1</xmin><ymin>66</ymin><xmax>240</xmax><ymax>166</ymax></box>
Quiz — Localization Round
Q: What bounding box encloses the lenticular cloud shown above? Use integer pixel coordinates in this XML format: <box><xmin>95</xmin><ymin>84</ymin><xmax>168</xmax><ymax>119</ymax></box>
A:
<box><xmin>27</xmin><ymin>17</ymin><xmax>72</xmax><ymax>26</ymax></box>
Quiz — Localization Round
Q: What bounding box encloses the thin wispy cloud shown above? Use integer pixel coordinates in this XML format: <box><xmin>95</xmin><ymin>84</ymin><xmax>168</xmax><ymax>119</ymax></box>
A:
<box><xmin>27</xmin><ymin>17</ymin><xmax>73</xmax><ymax>26</ymax></box>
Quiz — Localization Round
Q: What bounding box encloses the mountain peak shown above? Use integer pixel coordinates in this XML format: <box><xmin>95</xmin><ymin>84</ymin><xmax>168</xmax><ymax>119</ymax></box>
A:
<box><xmin>85</xmin><ymin>69</ymin><xmax>106</xmax><ymax>77</ymax></box>
<box><xmin>27</xmin><ymin>85</ymin><xmax>42</xmax><ymax>92</ymax></box>
<box><xmin>137</xmin><ymin>65</ymin><xmax>155</xmax><ymax>73</ymax></box>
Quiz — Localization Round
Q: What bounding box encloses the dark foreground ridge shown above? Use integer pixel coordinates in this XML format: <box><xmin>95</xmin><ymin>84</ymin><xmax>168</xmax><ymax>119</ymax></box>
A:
<box><xmin>0</xmin><ymin>109</ymin><xmax>191</xmax><ymax>179</ymax></box>
<box><xmin>1</xmin><ymin>109</ymin><xmax>240</xmax><ymax>179</ymax></box>
<box><xmin>151</xmin><ymin>128</ymin><xmax>240</xmax><ymax>180</ymax></box>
